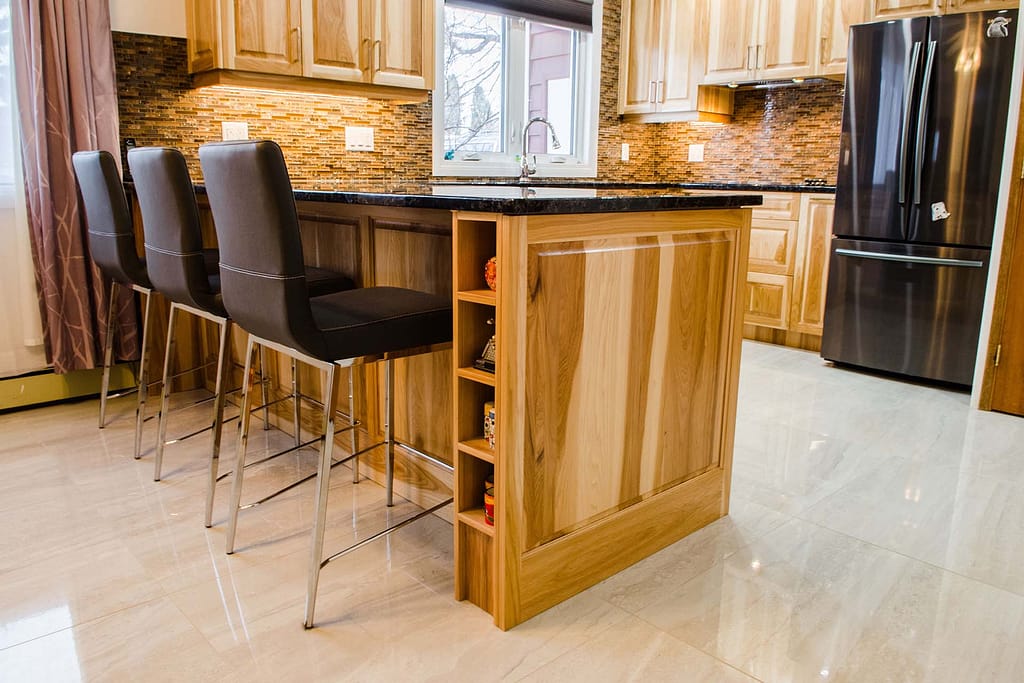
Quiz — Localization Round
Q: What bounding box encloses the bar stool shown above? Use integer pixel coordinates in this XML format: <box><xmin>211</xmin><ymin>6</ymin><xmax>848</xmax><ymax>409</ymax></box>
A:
<box><xmin>72</xmin><ymin>150</ymin><xmax>157</xmax><ymax>459</ymax></box>
<box><xmin>199</xmin><ymin>140</ymin><xmax>453</xmax><ymax>628</ymax></box>
<box><xmin>127</xmin><ymin>147</ymin><xmax>355</xmax><ymax>527</ymax></box>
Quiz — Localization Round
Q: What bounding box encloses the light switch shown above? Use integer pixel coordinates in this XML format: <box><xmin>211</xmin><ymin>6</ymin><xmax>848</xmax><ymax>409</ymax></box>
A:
<box><xmin>345</xmin><ymin>126</ymin><xmax>375</xmax><ymax>152</ymax></box>
<box><xmin>621</xmin><ymin>143</ymin><xmax>630</xmax><ymax>161</ymax></box>
<box><xmin>221</xmin><ymin>121</ymin><xmax>249</xmax><ymax>141</ymax></box>
<box><xmin>688</xmin><ymin>143</ymin><xmax>705</xmax><ymax>163</ymax></box>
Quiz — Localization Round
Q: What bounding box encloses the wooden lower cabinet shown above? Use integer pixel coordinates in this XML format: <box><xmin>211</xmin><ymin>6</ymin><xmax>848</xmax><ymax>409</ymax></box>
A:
<box><xmin>743</xmin><ymin>192</ymin><xmax>834</xmax><ymax>349</ymax></box>
<box><xmin>745</xmin><ymin>272</ymin><xmax>792</xmax><ymax>329</ymax></box>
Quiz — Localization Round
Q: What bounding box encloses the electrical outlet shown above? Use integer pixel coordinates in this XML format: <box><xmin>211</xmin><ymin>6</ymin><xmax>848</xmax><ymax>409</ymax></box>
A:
<box><xmin>688</xmin><ymin>143</ymin><xmax>705</xmax><ymax>163</ymax></box>
<box><xmin>621</xmin><ymin>143</ymin><xmax>630</xmax><ymax>162</ymax></box>
<box><xmin>221</xmin><ymin>121</ymin><xmax>249</xmax><ymax>141</ymax></box>
<box><xmin>345</xmin><ymin>126</ymin><xmax>375</xmax><ymax>152</ymax></box>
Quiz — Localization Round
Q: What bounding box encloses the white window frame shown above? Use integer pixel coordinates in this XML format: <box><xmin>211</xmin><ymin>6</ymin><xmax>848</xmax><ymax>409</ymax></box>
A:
<box><xmin>432</xmin><ymin>0</ymin><xmax>602</xmax><ymax>179</ymax></box>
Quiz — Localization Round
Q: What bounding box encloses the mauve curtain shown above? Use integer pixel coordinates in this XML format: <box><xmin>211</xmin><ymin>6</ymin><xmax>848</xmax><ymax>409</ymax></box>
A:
<box><xmin>11</xmin><ymin>0</ymin><xmax>138</xmax><ymax>373</ymax></box>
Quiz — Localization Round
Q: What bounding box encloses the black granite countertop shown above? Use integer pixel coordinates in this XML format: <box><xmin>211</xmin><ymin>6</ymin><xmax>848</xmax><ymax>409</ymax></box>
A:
<box><xmin>430</xmin><ymin>180</ymin><xmax>838</xmax><ymax>194</ymax></box>
<box><xmin>187</xmin><ymin>182</ymin><xmax>764</xmax><ymax>215</ymax></box>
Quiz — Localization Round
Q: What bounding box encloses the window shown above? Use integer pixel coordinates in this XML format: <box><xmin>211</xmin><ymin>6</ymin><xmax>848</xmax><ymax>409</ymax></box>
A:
<box><xmin>433</xmin><ymin>1</ymin><xmax>600</xmax><ymax>178</ymax></box>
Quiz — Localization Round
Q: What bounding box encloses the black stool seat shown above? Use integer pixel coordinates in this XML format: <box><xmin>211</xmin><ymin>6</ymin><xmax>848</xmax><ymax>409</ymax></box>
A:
<box><xmin>309</xmin><ymin>286</ymin><xmax>451</xmax><ymax>361</ymax></box>
<box><xmin>306</xmin><ymin>266</ymin><xmax>356</xmax><ymax>298</ymax></box>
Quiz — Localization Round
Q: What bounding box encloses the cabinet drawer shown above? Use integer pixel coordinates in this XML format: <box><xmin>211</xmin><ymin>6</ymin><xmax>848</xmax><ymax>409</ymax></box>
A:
<box><xmin>744</xmin><ymin>272</ymin><xmax>792</xmax><ymax>329</ymax></box>
<box><xmin>752</xmin><ymin>192</ymin><xmax>801</xmax><ymax>221</ymax></box>
<box><xmin>749</xmin><ymin>218</ymin><xmax>798</xmax><ymax>275</ymax></box>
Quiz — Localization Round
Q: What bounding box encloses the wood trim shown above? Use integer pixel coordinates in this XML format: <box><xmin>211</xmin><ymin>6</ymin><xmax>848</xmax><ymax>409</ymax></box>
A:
<box><xmin>516</xmin><ymin>469</ymin><xmax>725</xmax><ymax>623</ymax></box>
<box><xmin>494</xmin><ymin>214</ymin><xmax>528</xmax><ymax>631</ymax></box>
<box><xmin>190</xmin><ymin>68</ymin><xmax>430</xmax><ymax>102</ymax></box>
<box><xmin>524</xmin><ymin>209</ymin><xmax>754</xmax><ymax>243</ymax></box>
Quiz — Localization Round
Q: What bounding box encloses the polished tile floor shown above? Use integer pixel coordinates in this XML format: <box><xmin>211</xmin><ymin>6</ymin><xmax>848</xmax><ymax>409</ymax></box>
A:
<box><xmin>2</xmin><ymin>341</ymin><xmax>1023</xmax><ymax>681</ymax></box>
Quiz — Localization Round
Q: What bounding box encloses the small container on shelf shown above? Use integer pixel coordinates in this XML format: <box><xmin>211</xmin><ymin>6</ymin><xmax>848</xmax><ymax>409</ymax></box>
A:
<box><xmin>485</xmin><ymin>256</ymin><xmax>497</xmax><ymax>291</ymax></box>
<box><xmin>481</xmin><ymin>475</ymin><xmax>493</xmax><ymax>528</ymax></box>
<box><xmin>483</xmin><ymin>401</ymin><xmax>496</xmax><ymax>449</ymax></box>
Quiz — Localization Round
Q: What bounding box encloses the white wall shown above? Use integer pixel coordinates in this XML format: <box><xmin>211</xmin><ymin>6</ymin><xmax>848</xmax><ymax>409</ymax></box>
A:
<box><xmin>109</xmin><ymin>0</ymin><xmax>186</xmax><ymax>37</ymax></box>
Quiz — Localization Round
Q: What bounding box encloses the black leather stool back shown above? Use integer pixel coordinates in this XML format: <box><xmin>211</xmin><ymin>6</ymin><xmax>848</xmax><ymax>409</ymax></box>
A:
<box><xmin>72</xmin><ymin>150</ymin><xmax>151</xmax><ymax>289</ymax></box>
<box><xmin>127</xmin><ymin>147</ymin><xmax>221</xmax><ymax>314</ymax></box>
<box><xmin>198</xmin><ymin>140</ymin><xmax>325</xmax><ymax>358</ymax></box>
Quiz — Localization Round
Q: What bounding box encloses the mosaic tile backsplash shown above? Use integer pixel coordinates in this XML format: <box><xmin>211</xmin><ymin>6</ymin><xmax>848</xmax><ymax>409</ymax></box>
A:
<box><xmin>113</xmin><ymin>0</ymin><xmax>843</xmax><ymax>186</ymax></box>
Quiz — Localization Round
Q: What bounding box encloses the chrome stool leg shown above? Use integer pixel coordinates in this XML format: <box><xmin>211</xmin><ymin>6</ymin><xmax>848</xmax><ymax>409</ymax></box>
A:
<box><xmin>292</xmin><ymin>358</ymin><xmax>302</xmax><ymax>447</ymax></box>
<box><xmin>226</xmin><ymin>336</ymin><xmax>261</xmax><ymax>554</ymax></box>
<box><xmin>98</xmin><ymin>281</ymin><xmax>118</xmax><ymax>429</ymax></box>
<box><xmin>304</xmin><ymin>363</ymin><xmax>339</xmax><ymax>629</ymax></box>
<box><xmin>205</xmin><ymin>319</ymin><xmax>232</xmax><ymax>528</ymax></box>
<box><xmin>350</xmin><ymin>370</ymin><xmax>359</xmax><ymax>484</ymax></box>
<box><xmin>259</xmin><ymin>346</ymin><xmax>271</xmax><ymax>430</ymax></box>
<box><xmin>133</xmin><ymin>287</ymin><xmax>154</xmax><ymax>460</ymax></box>
<box><xmin>384</xmin><ymin>359</ymin><xmax>395</xmax><ymax>507</ymax></box>
<box><xmin>154</xmin><ymin>303</ymin><xmax>179</xmax><ymax>481</ymax></box>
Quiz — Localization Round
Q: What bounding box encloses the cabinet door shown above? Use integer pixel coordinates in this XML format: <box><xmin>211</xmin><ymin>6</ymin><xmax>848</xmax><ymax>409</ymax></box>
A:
<box><xmin>228</xmin><ymin>0</ymin><xmax>303</xmax><ymax>75</ymax></box>
<box><xmin>371</xmin><ymin>0</ymin><xmax>433</xmax><ymax>89</ymax></box>
<box><xmin>658</xmin><ymin>0</ymin><xmax>701</xmax><ymax>112</ymax></box>
<box><xmin>187</xmin><ymin>0</ymin><xmax>220</xmax><ymax>73</ymax></box>
<box><xmin>749</xmin><ymin>218</ymin><xmax>798</xmax><ymax>275</ymax></box>
<box><xmin>945</xmin><ymin>0</ymin><xmax>1019</xmax><ymax>12</ymax></box>
<box><xmin>619</xmin><ymin>0</ymin><xmax>662</xmax><ymax>114</ymax></box>
<box><xmin>791</xmin><ymin>195</ymin><xmax>834</xmax><ymax>335</ymax></box>
<box><xmin>758</xmin><ymin>0</ymin><xmax>819</xmax><ymax>80</ymax></box>
<box><xmin>704</xmin><ymin>0</ymin><xmax>759</xmax><ymax>84</ymax></box>
<box><xmin>304</xmin><ymin>0</ymin><xmax>368</xmax><ymax>82</ymax></box>
<box><xmin>745</xmin><ymin>272</ymin><xmax>792</xmax><ymax>329</ymax></box>
<box><xmin>870</xmin><ymin>0</ymin><xmax>941</xmax><ymax>19</ymax></box>
<box><xmin>817</xmin><ymin>0</ymin><xmax>868</xmax><ymax>76</ymax></box>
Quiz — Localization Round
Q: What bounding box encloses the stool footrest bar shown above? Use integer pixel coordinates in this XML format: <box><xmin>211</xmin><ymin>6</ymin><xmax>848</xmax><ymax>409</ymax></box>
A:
<box><xmin>320</xmin><ymin>498</ymin><xmax>453</xmax><ymax>568</ymax></box>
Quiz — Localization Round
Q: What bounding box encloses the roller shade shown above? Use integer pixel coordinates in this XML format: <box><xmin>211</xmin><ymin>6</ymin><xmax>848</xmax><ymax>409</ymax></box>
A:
<box><xmin>446</xmin><ymin>0</ymin><xmax>594</xmax><ymax>32</ymax></box>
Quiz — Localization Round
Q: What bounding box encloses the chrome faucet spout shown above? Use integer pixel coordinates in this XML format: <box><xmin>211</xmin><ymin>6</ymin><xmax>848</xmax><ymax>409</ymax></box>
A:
<box><xmin>519</xmin><ymin>117</ymin><xmax>562</xmax><ymax>182</ymax></box>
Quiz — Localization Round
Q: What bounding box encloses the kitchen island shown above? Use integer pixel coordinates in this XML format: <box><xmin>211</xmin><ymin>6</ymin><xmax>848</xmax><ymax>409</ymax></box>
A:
<box><xmin>138</xmin><ymin>183</ymin><xmax>760</xmax><ymax>629</ymax></box>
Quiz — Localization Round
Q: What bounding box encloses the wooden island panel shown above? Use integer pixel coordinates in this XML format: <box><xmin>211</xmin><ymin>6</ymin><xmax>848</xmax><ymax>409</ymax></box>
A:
<box><xmin>493</xmin><ymin>209</ymin><xmax>749</xmax><ymax>629</ymax></box>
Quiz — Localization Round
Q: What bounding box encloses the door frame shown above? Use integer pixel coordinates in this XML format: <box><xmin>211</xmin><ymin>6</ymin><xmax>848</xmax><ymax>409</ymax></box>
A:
<box><xmin>974</xmin><ymin>25</ymin><xmax>1024</xmax><ymax>411</ymax></box>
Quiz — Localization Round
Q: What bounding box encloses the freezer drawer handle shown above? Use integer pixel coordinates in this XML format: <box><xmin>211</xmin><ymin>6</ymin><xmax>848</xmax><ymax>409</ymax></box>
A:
<box><xmin>835</xmin><ymin>248</ymin><xmax>983</xmax><ymax>268</ymax></box>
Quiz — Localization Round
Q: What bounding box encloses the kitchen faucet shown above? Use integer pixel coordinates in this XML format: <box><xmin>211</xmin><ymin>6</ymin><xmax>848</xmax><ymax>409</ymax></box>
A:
<box><xmin>519</xmin><ymin>117</ymin><xmax>561</xmax><ymax>182</ymax></box>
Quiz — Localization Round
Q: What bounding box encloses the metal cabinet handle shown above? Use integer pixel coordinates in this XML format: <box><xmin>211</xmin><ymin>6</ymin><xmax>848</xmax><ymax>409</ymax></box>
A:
<box><xmin>291</xmin><ymin>27</ymin><xmax>301</xmax><ymax>62</ymax></box>
<box><xmin>649</xmin><ymin>80</ymin><xmax>656</xmax><ymax>103</ymax></box>
<box><xmin>363</xmin><ymin>37</ymin><xmax>371</xmax><ymax>71</ymax></box>
<box><xmin>374</xmin><ymin>39</ymin><xmax>381</xmax><ymax>74</ymax></box>
<box><xmin>657</xmin><ymin>80</ymin><xmax>665</xmax><ymax>102</ymax></box>
<box><xmin>756</xmin><ymin>44</ymin><xmax>763</xmax><ymax>70</ymax></box>
<box><xmin>820</xmin><ymin>36</ymin><xmax>828</xmax><ymax>65</ymax></box>
<box><xmin>746</xmin><ymin>45</ymin><xmax>754</xmax><ymax>70</ymax></box>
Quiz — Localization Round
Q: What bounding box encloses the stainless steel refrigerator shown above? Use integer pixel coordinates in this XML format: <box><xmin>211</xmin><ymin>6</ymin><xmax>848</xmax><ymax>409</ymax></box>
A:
<box><xmin>821</xmin><ymin>9</ymin><xmax>1017</xmax><ymax>386</ymax></box>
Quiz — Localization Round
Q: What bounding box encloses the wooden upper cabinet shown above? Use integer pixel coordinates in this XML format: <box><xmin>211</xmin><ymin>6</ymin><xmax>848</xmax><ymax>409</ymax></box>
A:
<box><xmin>870</xmin><ymin>0</ymin><xmax>941</xmax><ymax>18</ymax></box>
<box><xmin>187</xmin><ymin>1</ymin><xmax>220</xmax><ymax>73</ymax></box>
<box><xmin>817</xmin><ymin>0</ymin><xmax>868</xmax><ymax>76</ymax></box>
<box><xmin>186</xmin><ymin>0</ymin><xmax>433</xmax><ymax>94</ymax></box>
<box><xmin>372</xmin><ymin>0</ymin><xmax>432</xmax><ymax>90</ymax></box>
<box><xmin>759</xmin><ymin>0</ymin><xmax>820</xmax><ymax>79</ymax></box>
<box><xmin>305</xmin><ymin>0</ymin><xmax>366</xmax><ymax>82</ymax></box>
<box><xmin>619</xmin><ymin>0</ymin><xmax>663</xmax><ymax>114</ymax></box>
<box><xmin>705</xmin><ymin>0</ymin><xmax>760</xmax><ymax>83</ymax></box>
<box><xmin>619</xmin><ymin>0</ymin><xmax>717</xmax><ymax>117</ymax></box>
<box><xmin>228</xmin><ymin>0</ymin><xmax>303</xmax><ymax>75</ymax></box>
<box><xmin>945</xmin><ymin>0</ymin><xmax>1019</xmax><ymax>12</ymax></box>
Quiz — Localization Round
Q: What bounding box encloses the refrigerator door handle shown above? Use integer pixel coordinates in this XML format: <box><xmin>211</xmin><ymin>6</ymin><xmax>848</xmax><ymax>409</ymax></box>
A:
<box><xmin>913</xmin><ymin>40</ymin><xmax>938</xmax><ymax>211</ymax></box>
<box><xmin>835</xmin><ymin>248</ymin><xmax>984</xmax><ymax>268</ymax></box>
<box><xmin>899</xmin><ymin>42</ymin><xmax>923</xmax><ymax>210</ymax></box>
